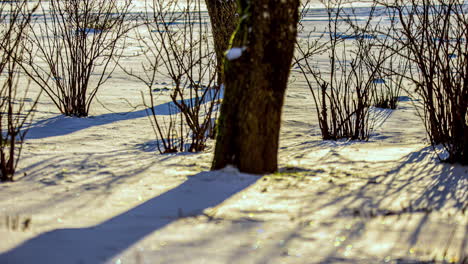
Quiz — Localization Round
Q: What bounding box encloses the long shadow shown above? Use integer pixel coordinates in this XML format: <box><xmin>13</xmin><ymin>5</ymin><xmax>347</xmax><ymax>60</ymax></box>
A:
<box><xmin>310</xmin><ymin>146</ymin><xmax>467</xmax><ymax>262</ymax></box>
<box><xmin>316</xmin><ymin>146</ymin><xmax>467</xmax><ymax>213</ymax></box>
<box><xmin>26</xmin><ymin>99</ymin><xmax>196</xmax><ymax>140</ymax></box>
<box><xmin>7</xmin><ymin>148</ymin><xmax>163</xmax><ymax>215</ymax></box>
<box><xmin>26</xmin><ymin>87</ymin><xmax>222</xmax><ymax>140</ymax></box>
<box><xmin>0</xmin><ymin>170</ymin><xmax>259</xmax><ymax>264</ymax></box>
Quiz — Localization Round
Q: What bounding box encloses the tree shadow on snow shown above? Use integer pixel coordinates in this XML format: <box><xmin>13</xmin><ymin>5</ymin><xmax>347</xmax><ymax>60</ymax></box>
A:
<box><xmin>25</xmin><ymin>93</ymin><xmax>220</xmax><ymax>140</ymax></box>
<box><xmin>311</xmin><ymin>146</ymin><xmax>468</xmax><ymax>262</ymax></box>
<box><xmin>0</xmin><ymin>169</ymin><xmax>258</xmax><ymax>263</ymax></box>
<box><xmin>8</xmin><ymin>149</ymin><xmax>163</xmax><ymax>215</ymax></box>
<box><xmin>330</xmin><ymin>146</ymin><xmax>467</xmax><ymax>214</ymax></box>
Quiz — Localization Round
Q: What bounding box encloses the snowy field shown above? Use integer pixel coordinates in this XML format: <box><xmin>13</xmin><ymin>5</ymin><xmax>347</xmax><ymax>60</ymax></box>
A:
<box><xmin>0</xmin><ymin>1</ymin><xmax>467</xmax><ymax>264</ymax></box>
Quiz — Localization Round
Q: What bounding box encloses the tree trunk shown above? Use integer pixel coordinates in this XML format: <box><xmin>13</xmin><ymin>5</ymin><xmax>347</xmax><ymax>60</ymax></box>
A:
<box><xmin>204</xmin><ymin>0</ymin><xmax>238</xmax><ymax>85</ymax></box>
<box><xmin>212</xmin><ymin>0</ymin><xmax>300</xmax><ymax>174</ymax></box>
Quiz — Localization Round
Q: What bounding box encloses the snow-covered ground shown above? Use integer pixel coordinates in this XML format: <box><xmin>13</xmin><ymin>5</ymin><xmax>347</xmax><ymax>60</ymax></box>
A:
<box><xmin>0</xmin><ymin>1</ymin><xmax>467</xmax><ymax>264</ymax></box>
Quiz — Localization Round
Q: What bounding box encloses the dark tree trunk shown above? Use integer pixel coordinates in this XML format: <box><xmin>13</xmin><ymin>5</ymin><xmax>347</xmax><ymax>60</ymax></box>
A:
<box><xmin>212</xmin><ymin>0</ymin><xmax>300</xmax><ymax>174</ymax></box>
<box><xmin>204</xmin><ymin>0</ymin><xmax>238</xmax><ymax>85</ymax></box>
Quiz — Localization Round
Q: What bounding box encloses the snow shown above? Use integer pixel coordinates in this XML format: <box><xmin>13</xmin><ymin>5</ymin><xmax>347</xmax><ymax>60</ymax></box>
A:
<box><xmin>225</xmin><ymin>47</ymin><xmax>246</xmax><ymax>61</ymax></box>
<box><xmin>0</xmin><ymin>1</ymin><xmax>466</xmax><ymax>264</ymax></box>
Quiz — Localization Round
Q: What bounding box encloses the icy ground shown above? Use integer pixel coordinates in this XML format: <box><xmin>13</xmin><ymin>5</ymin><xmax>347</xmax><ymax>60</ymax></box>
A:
<box><xmin>0</xmin><ymin>1</ymin><xmax>467</xmax><ymax>264</ymax></box>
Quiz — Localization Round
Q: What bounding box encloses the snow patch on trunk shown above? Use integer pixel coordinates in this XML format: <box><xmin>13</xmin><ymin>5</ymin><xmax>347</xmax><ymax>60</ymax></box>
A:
<box><xmin>225</xmin><ymin>47</ymin><xmax>246</xmax><ymax>61</ymax></box>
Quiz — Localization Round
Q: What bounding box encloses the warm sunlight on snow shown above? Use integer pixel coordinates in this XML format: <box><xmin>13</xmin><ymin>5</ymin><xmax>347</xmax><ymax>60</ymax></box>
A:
<box><xmin>0</xmin><ymin>0</ymin><xmax>466</xmax><ymax>264</ymax></box>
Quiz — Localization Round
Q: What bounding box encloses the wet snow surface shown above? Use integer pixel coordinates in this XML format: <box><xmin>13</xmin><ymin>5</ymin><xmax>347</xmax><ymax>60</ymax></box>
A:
<box><xmin>0</xmin><ymin>1</ymin><xmax>467</xmax><ymax>264</ymax></box>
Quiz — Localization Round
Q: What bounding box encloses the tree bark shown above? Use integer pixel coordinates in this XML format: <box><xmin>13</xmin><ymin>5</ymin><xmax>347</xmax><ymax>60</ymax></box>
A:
<box><xmin>212</xmin><ymin>0</ymin><xmax>300</xmax><ymax>174</ymax></box>
<box><xmin>204</xmin><ymin>0</ymin><xmax>238</xmax><ymax>85</ymax></box>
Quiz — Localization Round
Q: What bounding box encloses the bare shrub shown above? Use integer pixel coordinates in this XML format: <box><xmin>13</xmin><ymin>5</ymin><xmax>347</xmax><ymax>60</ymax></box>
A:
<box><xmin>123</xmin><ymin>0</ymin><xmax>220</xmax><ymax>153</ymax></box>
<box><xmin>22</xmin><ymin>0</ymin><xmax>132</xmax><ymax>117</ymax></box>
<box><xmin>0</xmin><ymin>1</ymin><xmax>40</xmax><ymax>182</ymax></box>
<box><xmin>295</xmin><ymin>1</ymin><xmax>385</xmax><ymax>140</ymax></box>
<box><xmin>362</xmin><ymin>29</ymin><xmax>407</xmax><ymax>110</ymax></box>
<box><xmin>369</xmin><ymin>55</ymin><xmax>407</xmax><ymax>110</ymax></box>
<box><xmin>380</xmin><ymin>0</ymin><xmax>468</xmax><ymax>164</ymax></box>
<box><xmin>340</xmin><ymin>4</ymin><xmax>408</xmax><ymax>111</ymax></box>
